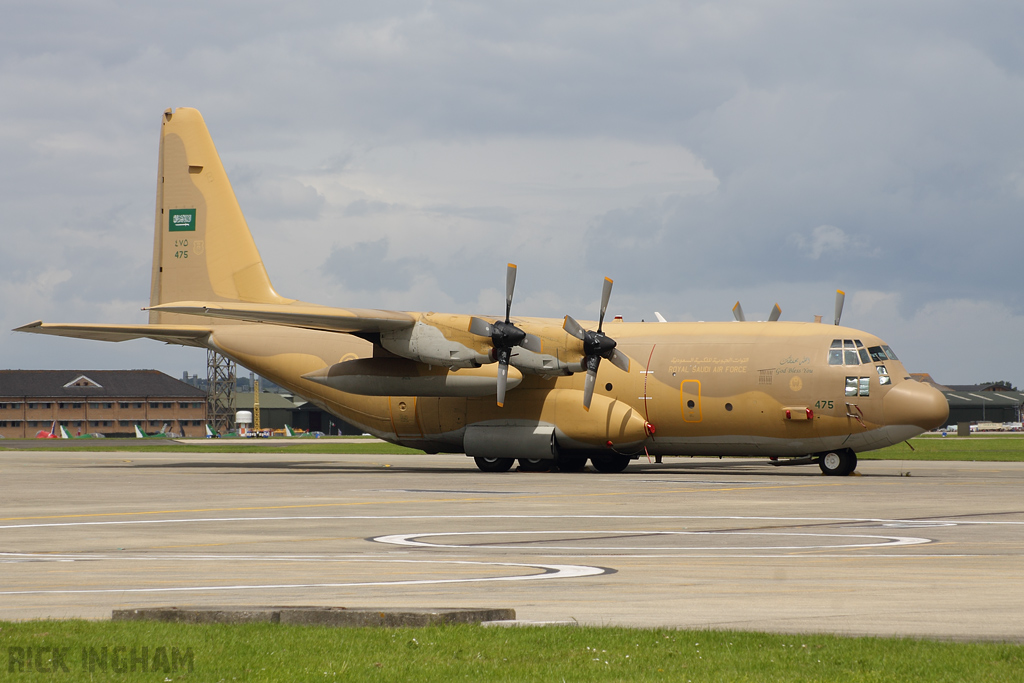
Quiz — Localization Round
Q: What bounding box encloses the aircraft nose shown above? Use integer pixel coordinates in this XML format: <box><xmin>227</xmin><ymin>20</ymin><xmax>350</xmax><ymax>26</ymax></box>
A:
<box><xmin>884</xmin><ymin>380</ymin><xmax>949</xmax><ymax>431</ymax></box>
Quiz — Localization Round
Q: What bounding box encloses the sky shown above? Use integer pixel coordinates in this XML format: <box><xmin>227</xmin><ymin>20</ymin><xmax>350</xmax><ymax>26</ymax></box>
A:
<box><xmin>3</xmin><ymin>1</ymin><xmax>1023</xmax><ymax>388</ymax></box>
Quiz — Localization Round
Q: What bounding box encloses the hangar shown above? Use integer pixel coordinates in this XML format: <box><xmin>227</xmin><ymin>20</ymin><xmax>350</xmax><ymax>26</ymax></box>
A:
<box><xmin>0</xmin><ymin>370</ymin><xmax>207</xmax><ymax>438</ymax></box>
<box><xmin>912</xmin><ymin>375</ymin><xmax>1022</xmax><ymax>426</ymax></box>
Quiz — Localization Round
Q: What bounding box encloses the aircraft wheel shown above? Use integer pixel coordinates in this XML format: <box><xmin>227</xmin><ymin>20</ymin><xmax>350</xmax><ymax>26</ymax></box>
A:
<box><xmin>590</xmin><ymin>454</ymin><xmax>631</xmax><ymax>473</ymax></box>
<box><xmin>474</xmin><ymin>456</ymin><xmax>515</xmax><ymax>473</ymax></box>
<box><xmin>818</xmin><ymin>450</ymin><xmax>857</xmax><ymax>476</ymax></box>
<box><xmin>518</xmin><ymin>458</ymin><xmax>553</xmax><ymax>472</ymax></box>
<box><xmin>555</xmin><ymin>454</ymin><xmax>588</xmax><ymax>473</ymax></box>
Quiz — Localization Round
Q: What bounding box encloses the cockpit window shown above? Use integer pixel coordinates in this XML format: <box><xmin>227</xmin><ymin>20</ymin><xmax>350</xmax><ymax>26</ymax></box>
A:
<box><xmin>868</xmin><ymin>346</ymin><xmax>887</xmax><ymax>362</ymax></box>
<box><xmin>830</xmin><ymin>339</ymin><xmax>871</xmax><ymax>366</ymax></box>
<box><xmin>882</xmin><ymin>345</ymin><xmax>899</xmax><ymax>361</ymax></box>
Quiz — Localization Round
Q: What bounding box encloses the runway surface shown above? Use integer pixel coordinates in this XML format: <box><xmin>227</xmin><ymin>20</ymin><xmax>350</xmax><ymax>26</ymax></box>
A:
<box><xmin>1</xmin><ymin>450</ymin><xmax>1022</xmax><ymax>640</ymax></box>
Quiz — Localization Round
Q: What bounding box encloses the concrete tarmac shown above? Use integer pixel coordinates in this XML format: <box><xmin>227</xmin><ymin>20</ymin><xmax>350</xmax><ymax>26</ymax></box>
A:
<box><xmin>1</xmin><ymin>449</ymin><xmax>1022</xmax><ymax>641</ymax></box>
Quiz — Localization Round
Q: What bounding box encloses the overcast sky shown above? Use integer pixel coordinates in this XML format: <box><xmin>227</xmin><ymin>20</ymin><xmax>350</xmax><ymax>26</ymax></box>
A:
<box><xmin>3</xmin><ymin>1</ymin><xmax>1023</xmax><ymax>387</ymax></box>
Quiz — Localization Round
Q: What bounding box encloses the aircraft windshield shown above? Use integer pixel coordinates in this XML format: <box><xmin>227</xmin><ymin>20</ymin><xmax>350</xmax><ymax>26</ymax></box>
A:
<box><xmin>829</xmin><ymin>339</ymin><xmax>898</xmax><ymax>366</ymax></box>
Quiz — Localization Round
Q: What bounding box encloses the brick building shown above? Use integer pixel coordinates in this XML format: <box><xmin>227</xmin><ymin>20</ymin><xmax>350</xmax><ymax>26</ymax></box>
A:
<box><xmin>0</xmin><ymin>370</ymin><xmax>207</xmax><ymax>438</ymax></box>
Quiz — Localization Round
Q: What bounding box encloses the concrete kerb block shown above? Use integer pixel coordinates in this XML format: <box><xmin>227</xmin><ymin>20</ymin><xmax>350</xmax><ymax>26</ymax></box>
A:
<box><xmin>112</xmin><ymin>606</ymin><xmax>516</xmax><ymax>627</ymax></box>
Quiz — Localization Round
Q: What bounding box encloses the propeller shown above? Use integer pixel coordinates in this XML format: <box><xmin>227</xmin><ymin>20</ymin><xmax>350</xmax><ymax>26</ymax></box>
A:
<box><xmin>468</xmin><ymin>263</ymin><xmax>541</xmax><ymax>407</ymax></box>
<box><xmin>732</xmin><ymin>301</ymin><xmax>745</xmax><ymax>322</ymax></box>
<box><xmin>834</xmin><ymin>290</ymin><xmax>845</xmax><ymax>326</ymax></box>
<box><xmin>563</xmin><ymin>277</ymin><xmax>631</xmax><ymax>411</ymax></box>
<box><xmin>733</xmin><ymin>301</ymin><xmax>781</xmax><ymax>322</ymax></box>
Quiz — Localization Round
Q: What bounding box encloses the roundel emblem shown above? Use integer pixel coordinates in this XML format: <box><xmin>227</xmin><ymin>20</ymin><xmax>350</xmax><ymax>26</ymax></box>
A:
<box><xmin>789</xmin><ymin>376</ymin><xmax>803</xmax><ymax>392</ymax></box>
<box><xmin>339</xmin><ymin>353</ymin><xmax>359</xmax><ymax>363</ymax></box>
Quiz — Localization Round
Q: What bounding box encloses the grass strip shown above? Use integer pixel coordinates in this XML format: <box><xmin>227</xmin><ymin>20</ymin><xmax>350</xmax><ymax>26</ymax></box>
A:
<box><xmin>1</xmin><ymin>621</ymin><xmax>1021</xmax><ymax>682</ymax></box>
<box><xmin>862</xmin><ymin>436</ymin><xmax>1024</xmax><ymax>462</ymax></box>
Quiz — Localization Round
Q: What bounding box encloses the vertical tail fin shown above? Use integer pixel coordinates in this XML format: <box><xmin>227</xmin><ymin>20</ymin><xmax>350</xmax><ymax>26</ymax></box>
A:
<box><xmin>149</xmin><ymin>108</ymin><xmax>290</xmax><ymax>325</ymax></box>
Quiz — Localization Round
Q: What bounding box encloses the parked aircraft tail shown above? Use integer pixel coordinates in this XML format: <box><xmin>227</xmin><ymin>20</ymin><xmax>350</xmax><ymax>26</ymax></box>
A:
<box><xmin>149</xmin><ymin>107</ymin><xmax>291</xmax><ymax>325</ymax></box>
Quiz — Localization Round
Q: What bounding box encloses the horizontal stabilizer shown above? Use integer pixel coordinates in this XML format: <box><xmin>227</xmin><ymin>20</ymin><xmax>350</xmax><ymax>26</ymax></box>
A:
<box><xmin>14</xmin><ymin>321</ymin><xmax>212</xmax><ymax>347</ymax></box>
<box><xmin>147</xmin><ymin>301</ymin><xmax>415</xmax><ymax>334</ymax></box>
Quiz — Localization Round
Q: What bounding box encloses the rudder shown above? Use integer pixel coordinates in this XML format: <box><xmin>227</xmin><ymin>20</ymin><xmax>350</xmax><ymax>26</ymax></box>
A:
<box><xmin>149</xmin><ymin>108</ymin><xmax>290</xmax><ymax>324</ymax></box>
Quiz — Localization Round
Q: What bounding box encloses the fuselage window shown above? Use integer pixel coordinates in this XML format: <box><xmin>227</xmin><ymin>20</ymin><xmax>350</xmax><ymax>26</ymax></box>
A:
<box><xmin>859</xmin><ymin>377</ymin><xmax>870</xmax><ymax>396</ymax></box>
<box><xmin>876</xmin><ymin>365</ymin><xmax>891</xmax><ymax>385</ymax></box>
<box><xmin>846</xmin><ymin>376</ymin><xmax>859</xmax><ymax>397</ymax></box>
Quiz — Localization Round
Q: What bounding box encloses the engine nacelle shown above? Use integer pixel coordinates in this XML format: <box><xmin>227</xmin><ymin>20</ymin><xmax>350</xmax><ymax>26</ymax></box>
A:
<box><xmin>380</xmin><ymin>320</ymin><xmax>490</xmax><ymax>369</ymax></box>
<box><xmin>508</xmin><ymin>346</ymin><xmax>583</xmax><ymax>376</ymax></box>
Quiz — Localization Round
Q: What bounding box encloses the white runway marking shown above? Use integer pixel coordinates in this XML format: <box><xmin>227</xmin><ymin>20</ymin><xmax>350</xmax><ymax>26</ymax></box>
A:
<box><xmin>0</xmin><ymin>560</ymin><xmax>607</xmax><ymax>595</ymax></box>
<box><xmin>4</xmin><ymin>513</ymin><xmax>1022</xmax><ymax>531</ymax></box>
<box><xmin>372</xmin><ymin>530</ymin><xmax>932</xmax><ymax>551</ymax></box>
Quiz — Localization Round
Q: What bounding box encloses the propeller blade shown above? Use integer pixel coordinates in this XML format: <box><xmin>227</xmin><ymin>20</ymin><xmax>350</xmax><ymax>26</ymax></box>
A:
<box><xmin>834</xmin><ymin>290</ymin><xmax>845</xmax><ymax>326</ymax></box>
<box><xmin>768</xmin><ymin>303</ymin><xmax>782</xmax><ymax>322</ymax></box>
<box><xmin>519</xmin><ymin>333</ymin><xmax>543</xmax><ymax>353</ymax></box>
<box><xmin>732</xmin><ymin>301</ymin><xmax>745</xmax><ymax>322</ymax></box>
<box><xmin>468</xmin><ymin>316</ymin><xmax>493</xmax><ymax>337</ymax></box>
<box><xmin>496</xmin><ymin>356</ymin><xmax>509</xmax><ymax>407</ymax></box>
<box><xmin>563</xmin><ymin>315</ymin><xmax>586</xmax><ymax>341</ymax></box>
<box><xmin>598</xmin><ymin>277</ymin><xmax>613</xmax><ymax>331</ymax></box>
<box><xmin>582</xmin><ymin>366</ymin><xmax>598</xmax><ymax>411</ymax></box>
<box><xmin>504</xmin><ymin>263</ymin><xmax>517</xmax><ymax>322</ymax></box>
<box><xmin>608</xmin><ymin>348</ymin><xmax>630</xmax><ymax>373</ymax></box>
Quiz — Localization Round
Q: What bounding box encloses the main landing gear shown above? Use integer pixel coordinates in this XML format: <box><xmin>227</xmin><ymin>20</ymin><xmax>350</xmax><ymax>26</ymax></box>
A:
<box><xmin>473</xmin><ymin>456</ymin><xmax>515</xmax><ymax>473</ymax></box>
<box><xmin>818</xmin><ymin>449</ymin><xmax>858</xmax><ymax>476</ymax></box>
<box><xmin>471</xmin><ymin>454</ymin><xmax>630</xmax><ymax>473</ymax></box>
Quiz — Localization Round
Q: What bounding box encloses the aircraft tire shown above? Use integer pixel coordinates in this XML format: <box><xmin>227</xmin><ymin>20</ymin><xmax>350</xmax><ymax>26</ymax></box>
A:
<box><xmin>590</xmin><ymin>454</ymin><xmax>631</xmax><ymax>473</ymax></box>
<box><xmin>518</xmin><ymin>458</ymin><xmax>553</xmax><ymax>472</ymax></box>
<box><xmin>555</xmin><ymin>454</ymin><xmax>588</xmax><ymax>472</ymax></box>
<box><xmin>474</xmin><ymin>456</ymin><xmax>515</xmax><ymax>473</ymax></box>
<box><xmin>818</xmin><ymin>449</ymin><xmax>857</xmax><ymax>476</ymax></box>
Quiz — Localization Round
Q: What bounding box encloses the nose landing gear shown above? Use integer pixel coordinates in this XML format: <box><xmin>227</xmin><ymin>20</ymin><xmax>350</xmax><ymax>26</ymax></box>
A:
<box><xmin>818</xmin><ymin>449</ymin><xmax>858</xmax><ymax>476</ymax></box>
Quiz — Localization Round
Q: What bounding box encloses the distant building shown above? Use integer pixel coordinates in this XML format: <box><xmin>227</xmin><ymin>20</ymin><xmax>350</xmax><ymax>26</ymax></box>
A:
<box><xmin>235</xmin><ymin>391</ymin><xmax>361</xmax><ymax>435</ymax></box>
<box><xmin>0</xmin><ymin>370</ymin><xmax>207</xmax><ymax>438</ymax></box>
<box><xmin>913</xmin><ymin>374</ymin><xmax>1023</xmax><ymax>425</ymax></box>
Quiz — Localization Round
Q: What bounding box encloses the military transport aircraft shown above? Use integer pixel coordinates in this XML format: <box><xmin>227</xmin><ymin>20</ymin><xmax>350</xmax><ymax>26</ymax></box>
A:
<box><xmin>16</xmin><ymin>108</ymin><xmax>949</xmax><ymax>475</ymax></box>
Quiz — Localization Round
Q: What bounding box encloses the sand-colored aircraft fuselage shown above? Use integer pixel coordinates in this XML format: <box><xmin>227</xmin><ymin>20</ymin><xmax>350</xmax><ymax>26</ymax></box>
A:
<box><xmin>16</xmin><ymin>108</ymin><xmax>949</xmax><ymax>475</ymax></box>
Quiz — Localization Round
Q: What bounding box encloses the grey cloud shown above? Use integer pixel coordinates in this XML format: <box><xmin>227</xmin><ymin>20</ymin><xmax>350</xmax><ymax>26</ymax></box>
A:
<box><xmin>319</xmin><ymin>238</ymin><xmax>415</xmax><ymax>292</ymax></box>
<box><xmin>230</xmin><ymin>166</ymin><xmax>325</xmax><ymax>221</ymax></box>
<box><xmin>343</xmin><ymin>199</ymin><xmax>401</xmax><ymax>217</ymax></box>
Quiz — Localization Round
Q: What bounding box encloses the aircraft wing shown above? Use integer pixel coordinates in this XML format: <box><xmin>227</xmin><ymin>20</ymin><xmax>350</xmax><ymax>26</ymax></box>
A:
<box><xmin>146</xmin><ymin>301</ymin><xmax>416</xmax><ymax>334</ymax></box>
<box><xmin>14</xmin><ymin>321</ymin><xmax>213</xmax><ymax>347</ymax></box>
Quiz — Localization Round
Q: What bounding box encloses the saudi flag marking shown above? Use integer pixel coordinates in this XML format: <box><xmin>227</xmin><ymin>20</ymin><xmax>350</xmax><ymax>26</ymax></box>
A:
<box><xmin>169</xmin><ymin>209</ymin><xmax>196</xmax><ymax>232</ymax></box>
